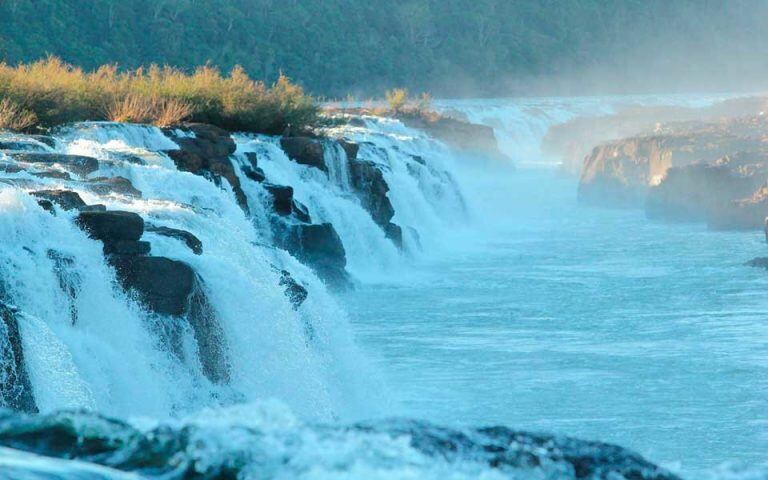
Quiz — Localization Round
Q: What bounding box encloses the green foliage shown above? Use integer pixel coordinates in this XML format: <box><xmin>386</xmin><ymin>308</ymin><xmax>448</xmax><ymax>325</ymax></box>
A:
<box><xmin>0</xmin><ymin>58</ymin><xmax>318</xmax><ymax>133</ymax></box>
<box><xmin>0</xmin><ymin>1</ymin><xmax>766</xmax><ymax>97</ymax></box>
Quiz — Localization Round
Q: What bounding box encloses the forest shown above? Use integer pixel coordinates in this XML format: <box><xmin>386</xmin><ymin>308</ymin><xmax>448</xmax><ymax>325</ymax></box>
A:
<box><xmin>1</xmin><ymin>0</ymin><xmax>767</xmax><ymax>97</ymax></box>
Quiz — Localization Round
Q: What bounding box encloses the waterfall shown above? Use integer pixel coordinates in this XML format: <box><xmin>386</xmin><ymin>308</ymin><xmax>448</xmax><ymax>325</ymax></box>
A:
<box><xmin>0</xmin><ymin>117</ymin><xmax>466</xmax><ymax>421</ymax></box>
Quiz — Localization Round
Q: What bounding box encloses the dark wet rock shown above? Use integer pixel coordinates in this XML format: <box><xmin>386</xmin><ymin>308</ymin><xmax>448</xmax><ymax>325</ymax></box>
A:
<box><xmin>0</xmin><ymin>302</ymin><xmax>37</xmax><ymax>413</ymax></box>
<box><xmin>242</xmin><ymin>165</ymin><xmax>266</xmax><ymax>182</ymax></box>
<box><xmin>348</xmin><ymin>159</ymin><xmax>395</xmax><ymax>228</ymax></box>
<box><xmin>79</xmin><ymin>204</ymin><xmax>107</xmax><ymax>212</ymax></box>
<box><xmin>277</xmin><ymin>269</ymin><xmax>308</xmax><ymax>309</ymax></box>
<box><xmin>275</xmin><ymin>222</ymin><xmax>348</xmax><ymax>286</ymax></box>
<box><xmin>292</xmin><ymin>200</ymin><xmax>311</xmax><ymax>223</ymax></box>
<box><xmin>76</xmin><ymin>211</ymin><xmax>144</xmax><ymax>243</ymax></box>
<box><xmin>0</xmin><ymin>162</ymin><xmax>23</xmax><ymax>174</ymax></box>
<box><xmin>384</xmin><ymin>222</ymin><xmax>403</xmax><ymax>249</ymax></box>
<box><xmin>337</xmin><ymin>139</ymin><xmax>359</xmax><ymax>162</ymax></box>
<box><xmin>46</xmin><ymin>250</ymin><xmax>81</xmax><ymax>325</ymax></box>
<box><xmin>108</xmin><ymin>255</ymin><xmax>229</xmax><ymax>383</ymax></box>
<box><xmin>745</xmin><ymin>257</ymin><xmax>768</xmax><ymax>269</ymax></box>
<box><xmin>36</xmin><ymin>199</ymin><xmax>54</xmax><ymax>214</ymax></box>
<box><xmin>264</xmin><ymin>183</ymin><xmax>312</xmax><ymax>223</ymax></box>
<box><xmin>0</xmin><ymin>134</ymin><xmax>52</xmax><ymax>152</ymax></box>
<box><xmin>264</xmin><ymin>184</ymin><xmax>294</xmax><ymax>216</ymax></box>
<box><xmin>103</xmin><ymin>240</ymin><xmax>151</xmax><ymax>256</ymax></box>
<box><xmin>87</xmin><ymin>176</ymin><xmax>142</xmax><ymax>198</ymax></box>
<box><xmin>145</xmin><ymin>224</ymin><xmax>203</xmax><ymax>255</ymax></box>
<box><xmin>0</xmin><ymin>410</ymin><xmax>680</xmax><ymax>480</ymax></box>
<box><xmin>165</xmin><ymin>123</ymin><xmax>248</xmax><ymax>212</ymax></box>
<box><xmin>8</xmin><ymin>152</ymin><xmax>99</xmax><ymax>177</ymax></box>
<box><xmin>240</xmin><ymin>151</ymin><xmax>267</xmax><ymax>182</ymax></box>
<box><xmin>30</xmin><ymin>190</ymin><xmax>86</xmax><ymax>212</ymax></box>
<box><xmin>31</xmin><ymin>170</ymin><xmax>72</xmax><ymax>181</ymax></box>
<box><xmin>280</xmin><ymin>137</ymin><xmax>327</xmax><ymax>171</ymax></box>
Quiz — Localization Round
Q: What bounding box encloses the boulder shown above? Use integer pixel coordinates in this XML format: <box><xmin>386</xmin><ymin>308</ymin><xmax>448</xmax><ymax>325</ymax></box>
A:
<box><xmin>145</xmin><ymin>224</ymin><xmax>203</xmax><ymax>255</ymax></box>
<box><xmin>745</xmin><ymin>257</ymin><xmax>768</xmax><ymax>269</ymax></box>
<box><xmin>242</xmin><ymin>166</ymin><xmax>266</xmax><ymax>183</ymax></box>
<box><xmin>0</xmin><ymin>302</ymin><xmax>37</xmax><ymax>413</ymax></box>
<box><xmin>264</xmin><ymin>183</ymin><xmax>311</xmax><ymax>222</ymax></box>
<box><xmin>337</xmin><ymin>139</ymin><xmax>359</xmax><ymax>162</ymax></box>
<box><xmin>108</xmin><ymin>255</ymin><xmax>229</xmax><ymax>383</ymax></box>
<box><xmin>76</xmin><ymin>211</ymin><xmax>144</xmax><ymax>243</ymax></box>
<box><xmin>31</xmin><ymin>170</ymin><xmax>71</xmax><ymax>181</ymax></box>
<box><xmin>275</xmin><ymin>222</ymin><xmax>348</xmax><ymax>286</ymax></box>
<box><xmin>102</xmin><ymin>240</ymin><xmax>151</xmax><ymax>256</ymax></box>
<box><xmin>277</xmin><ymin>269</ymin><xmax>308</xmax><ymax>309</ymax></box>
<box><xmin>30</xmin><ymin>190</ymin><xmax>86</xmax><ymax>212</ymax></box>
<box><xmin>8</xmin><ymin>153</ymin><xmax>99</xmax><ymax>177</ymax></box>
<box><xmin>264</xmin><ymin>184</ymin><xmax>294</xmax><ymax>216</ymax></box>
<box><xmin>165</xmin><ymin>124</ymin><xmax>248</xmax><ymax>212</ymax></box>
<box><xmin>46</xmin><ymin>250</ymin><xmax>81</xmax><ymax>325</ymax></box>
<box><xmin>280</xmin><ymin>137</ymin><xmax>326</xmax><ymax>171</ymax></box>
<box><xmin>348</xmin><ymin>159</ymin><xmax>395</xmax><ymax>227</ymax></box>
<box><xmin>86</xmin><ymin>177</ymin><xmax>142</xmax><ymax>198</ymax></box>
<box><xmin>384</xmin><ymin>222</ymin><xmax>403</xmax><ymax>249</ymax></box>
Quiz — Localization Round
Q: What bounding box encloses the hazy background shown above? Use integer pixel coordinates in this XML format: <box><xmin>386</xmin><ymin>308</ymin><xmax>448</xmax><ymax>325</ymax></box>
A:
<box><xmin>1</xmin><ymin>0</ymin><xmax>767</xmax><ymax>97</ymax></box>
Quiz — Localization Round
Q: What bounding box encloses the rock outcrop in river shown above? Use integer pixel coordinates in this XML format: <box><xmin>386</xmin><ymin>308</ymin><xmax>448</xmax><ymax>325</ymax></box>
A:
<box><xmin>578</xmin><ymin>108</ymin><xmax>768</xmax><ymax>231</ymax></box>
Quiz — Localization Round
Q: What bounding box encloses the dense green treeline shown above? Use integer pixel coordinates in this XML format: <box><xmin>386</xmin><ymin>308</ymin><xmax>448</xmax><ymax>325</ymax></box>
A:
<box><xmin>1</xmin><ymin>0</ymin><xmax>767</xmax><ymax>97</ymax></box>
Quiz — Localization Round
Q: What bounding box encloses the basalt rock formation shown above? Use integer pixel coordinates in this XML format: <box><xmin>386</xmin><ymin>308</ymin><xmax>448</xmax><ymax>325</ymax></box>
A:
<box><xmin>579</xmin><ymin>115</ymin><xmax>768</xmax><ymax>208</ymax></box>
<box><xmin>165</xmin><ymin>123</ymin><xmax>248</xmax><ymax>212</ymax></box>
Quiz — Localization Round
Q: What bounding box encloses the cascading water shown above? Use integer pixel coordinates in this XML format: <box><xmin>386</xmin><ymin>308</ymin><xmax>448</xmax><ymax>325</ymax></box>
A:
<box><xmin>1</xmin><ymin>97</ymin><xmax>765</xmax><ymax>480</ymax></box>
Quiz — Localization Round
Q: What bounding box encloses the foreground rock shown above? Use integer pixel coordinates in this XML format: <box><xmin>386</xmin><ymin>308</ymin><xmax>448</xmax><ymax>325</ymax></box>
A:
<box><xmin>145</xmin><ymin>224</ymin><xmax>203</xmax><ymax>255</ymax></box>
<box><xmin>0</xmin><ymin>410</ymin><xmax>681</xmax><ymax>480</ymax></box>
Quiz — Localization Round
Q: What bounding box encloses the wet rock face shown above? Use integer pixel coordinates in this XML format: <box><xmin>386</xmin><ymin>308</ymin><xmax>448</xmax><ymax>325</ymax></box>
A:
<box><xmin>145</xmin><ymin>224</ymin><xmax>203</xmax><ymax>255</ymax></box>
<box><xmin>108</xmin><ymin>255</ymin><xmax>229</xmax><ymax>383</ymax></box>
<box><xmin>276</xmin><ymin>222</ymin><xmax>348</xmax><ymax>286</ymax></box>
<box><xmin>76</xmin><ymin>211</ymin><xmax>145</xmax><ymax>243</ymax></box>
<box><xmin>86</xmin><ymin>176</ymin><xmax>142</xmax><ymax>198</ymax></box>
<box><xmin>280</xmin><ymin>137</ymin><xmax>327</xmax><ymax>171</ymax></box>
<box><xmin>165</xmin><ymin>123</ymin><xmax>248</xmax><ymax>212</ymax></box>
<box><xmin>0</xmin><ymin>302</ymin><xmax>37</xmax><ymax>413</ymax></box>
<box><xmin>30</xmin><ymin>190</ymin><xmax>86</xmax><ymax>212</ymax></box>
<box><xmin>109</xmin><ymin>255</ymin><xmax>194</xmax><ymax>316</ymax></box>
<box><xmin>264</xmin><ymin>183</ymin><xmax>312</xmax><ymax>223</ymax></box>
<box><xmin>277</xmin><ymin>269</ymin><xmax>308</xmax><ymax>309</ymax></box>
<box><xmin>0</xmin><ymin>411</ymin><xmax>680</xmax><ymax>480</ymax></box>
<box><xmin>337</xmin><ymin>139</ymin><xmax>359</xmax><ymax>162</ymax></box>
<box><xmin>7</xmin><ymin>152</ymin><xmax>99</xmax><ymax>177</ymax></box>
<box><xmin>348</xmin><ymin>159</ymin><xmax>395</xmax><ymax>228</ymax></box>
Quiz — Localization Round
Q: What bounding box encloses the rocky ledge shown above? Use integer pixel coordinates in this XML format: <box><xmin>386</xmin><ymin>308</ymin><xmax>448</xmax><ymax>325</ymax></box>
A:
<box><xmin>0</xmin><ymin>409</ymin><xmax>680</xmax><ymax>480</ymax></box>
<box><xmin>578</xmin><ymin>113</ymin><xmax>768</xmax><ymax>223</ymax></box>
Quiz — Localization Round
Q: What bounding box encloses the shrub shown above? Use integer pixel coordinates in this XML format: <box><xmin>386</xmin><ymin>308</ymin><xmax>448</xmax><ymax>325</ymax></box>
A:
<box><xmin>0</xmin><ymin>57</ymin><xmax>319</xmax><ymax>134</ymax></box>
<box><xmin>385</xmin><ymin>88</ymin><xmax>408</xmax><ymax>113</ymax></box>
<box><xmin>0</xmin><ymin>98</ymin><xmax>37</xmax><ymax>132</ymax></box>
